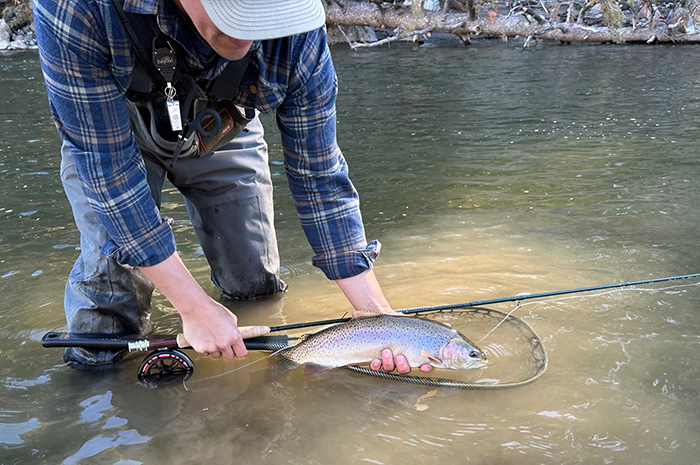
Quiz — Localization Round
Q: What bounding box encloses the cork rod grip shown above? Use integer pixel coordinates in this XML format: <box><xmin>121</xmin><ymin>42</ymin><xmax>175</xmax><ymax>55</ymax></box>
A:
<box><xmin>175</xmin><ymin>325</ymin><xmax>271</xmax><ymax>349</ymax></box>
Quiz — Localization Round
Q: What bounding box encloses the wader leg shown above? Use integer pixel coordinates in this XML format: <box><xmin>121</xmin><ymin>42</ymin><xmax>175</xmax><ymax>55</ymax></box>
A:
<box><xmin>60</xmin><ymin>142</ymin><xmax>155</xmax><ymax>366</ymax></box>
<box><xmin>168</xmin><ymin>116</ymin><xmax>287</xmax><ymax>300</ymax></box>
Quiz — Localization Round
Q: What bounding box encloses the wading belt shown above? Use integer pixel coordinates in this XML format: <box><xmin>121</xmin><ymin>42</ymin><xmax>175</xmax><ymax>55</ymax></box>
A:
<box><xmin>110</xmin><ymin>0</ymin><xmax>254</xmax><ymax>166</ymax></box>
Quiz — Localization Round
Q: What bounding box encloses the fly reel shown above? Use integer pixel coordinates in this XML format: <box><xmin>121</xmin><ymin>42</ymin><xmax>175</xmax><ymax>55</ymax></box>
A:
<box><xmin>137</xmin><ymin>349</ymin><xmax>194</xmax><ymax>389</ymax></box>
<box><xmin>41</xmin><ymin>332</ymin><xmax>195</xmax><ymax>388</ymax></box>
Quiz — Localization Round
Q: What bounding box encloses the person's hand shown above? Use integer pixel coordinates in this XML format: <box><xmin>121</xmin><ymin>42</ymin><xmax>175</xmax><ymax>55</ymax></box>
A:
<box><xmin>352</xmin><ymin>309</ymin><xmax>434</xmax><ymax>374</ymax></box>
<box><xmin>180</xmin><ymin>297</ymin><xmax>244</xmax><ymax>360</ymax></box>
<box><xmin>138</xmin><ymin>252</ymin><xmax>269</xmax><ymax>360</ymax></box>
<box><xmin>369</xmin><ymin>349</ymin><xmax>433</xmax><ymax>374</ymax></box>
<box><xmin>336</xmin><ymin>270</ymin><xmax>432</xmax><ymax>373</ymax></box>
<box><xmin>180</xmin><ymin>297</ymin><xmax>270</xmax><ymax>360</ymax></box>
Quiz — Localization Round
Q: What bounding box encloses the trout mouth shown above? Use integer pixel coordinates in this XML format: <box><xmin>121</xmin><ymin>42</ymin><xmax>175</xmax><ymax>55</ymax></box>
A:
<box><xmin>463</xmin><ymin>360</ymin><xmax>488</xmax><ymax>371</ymax></box>
<box><xmin>440</xmin><ymin>358</ymin><xmax>487</xmax><ymax>371</ymax></box>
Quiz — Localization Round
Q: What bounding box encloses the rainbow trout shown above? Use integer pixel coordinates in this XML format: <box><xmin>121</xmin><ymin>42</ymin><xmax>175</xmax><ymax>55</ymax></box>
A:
<box><xmin>280</xmin><ymin>314</ymin><xmax>486</xmax><ymax>371</ymax></box>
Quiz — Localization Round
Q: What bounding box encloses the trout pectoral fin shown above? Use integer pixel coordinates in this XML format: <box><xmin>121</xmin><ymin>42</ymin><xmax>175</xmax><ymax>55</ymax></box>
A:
<box><xmin>304</xmin><ymin>363</ymin><xmax>332</xmax><ymax>377</ymax></box>
<box><xmin>421</xmin><ymin>350</ymin><xmax>443</xmax><ymax>365</ymax></box>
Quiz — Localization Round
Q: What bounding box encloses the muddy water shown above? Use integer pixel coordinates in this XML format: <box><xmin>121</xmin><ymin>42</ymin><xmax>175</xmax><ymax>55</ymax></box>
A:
<box><xmin>1</xmin><ymin>41</ymin><xmax>700</xmax><ymax>464</ymax></box>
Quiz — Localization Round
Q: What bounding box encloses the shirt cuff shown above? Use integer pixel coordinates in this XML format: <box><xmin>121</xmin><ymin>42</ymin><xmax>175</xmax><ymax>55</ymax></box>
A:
<box><xmin>312</xmin><ymin>240</ymin><xmax>382</xmax><ymax>280</ymax></box>
<box><xmin>100</xmin><ymin>217</ymin><xmax>177</xmax><ymax>267</ymax></box>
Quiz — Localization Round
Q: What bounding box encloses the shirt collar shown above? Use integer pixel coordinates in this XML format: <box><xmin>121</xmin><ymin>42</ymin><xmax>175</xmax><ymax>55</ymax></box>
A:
<box><xmin>123</xmin><ymin>0</ymin><xmax>159</xmax><ymax>15</ymax></box>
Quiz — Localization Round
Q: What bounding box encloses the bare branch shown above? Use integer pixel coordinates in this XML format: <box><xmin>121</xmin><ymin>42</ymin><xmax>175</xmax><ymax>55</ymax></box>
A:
<box><xmin>324</xmin><ymin>0</ymin><xmax>700</xmax><ymax>45</ymax></box>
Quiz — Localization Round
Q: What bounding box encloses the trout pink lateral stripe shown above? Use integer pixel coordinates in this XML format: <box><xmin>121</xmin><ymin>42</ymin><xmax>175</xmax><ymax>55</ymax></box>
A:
<box><xmin>281</xmin><ymin>314</ymin><xmax>487</xmax><ymax>370</ymax></box>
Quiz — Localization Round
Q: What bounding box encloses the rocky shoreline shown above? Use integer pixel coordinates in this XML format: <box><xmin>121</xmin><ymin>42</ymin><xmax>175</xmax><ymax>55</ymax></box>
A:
<box><xmin>0</xmin><ymin>18</ymin><xmax>35</xmax><ymax>50</ymax></box>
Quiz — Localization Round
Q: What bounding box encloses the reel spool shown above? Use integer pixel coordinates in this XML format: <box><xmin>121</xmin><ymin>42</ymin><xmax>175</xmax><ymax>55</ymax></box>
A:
<box><xmin>137</xmin><ymin>349</ymin><xmax>194</xmax><ymax>389</ymax></box>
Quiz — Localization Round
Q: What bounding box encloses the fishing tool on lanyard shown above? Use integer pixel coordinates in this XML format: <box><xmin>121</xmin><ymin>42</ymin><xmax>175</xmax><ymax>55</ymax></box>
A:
<box><xmin>41</xmin><ymin>273</ymin><xmax>700</xmax><ymax>388</ymax></box>
<box><xmin>151</xmin><ymin>39</ymin><xmax>222</xmax><ymax>169</ymax></box>
<box><xmin>111</xmin><ymin>0</ymin><xmax>255</xmax><ymax>169</ymax></box>
<box><xmin>152</xmin><ymin>42</ymin><xmax>181</xmax><ymax>133</ymax></box>
<box><xmin>168</xmin><ymin>74</ymin><xmax>222</xmax><ymax>169</ymax></box>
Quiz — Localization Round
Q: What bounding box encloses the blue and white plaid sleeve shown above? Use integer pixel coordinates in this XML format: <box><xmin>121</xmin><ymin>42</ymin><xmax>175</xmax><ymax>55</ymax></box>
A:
<box><xmin>241</xmin><ymin>28</ymin><xmax>381</xmax><ymax>280</ymax></box>
<box><xmin>33</xmin><ymin>0</ymin><xmax>176</xmax><ymax>267</ymax></box>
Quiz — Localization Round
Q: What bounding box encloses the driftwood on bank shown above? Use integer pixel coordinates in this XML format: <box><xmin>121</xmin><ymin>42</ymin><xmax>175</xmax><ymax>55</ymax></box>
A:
<box><xmin>3</xmin><ymin>0</ymin><xmax>700</xmax><ymax>48</ymax></box>
<box><xmin>324</xmin><ymin>0</ymin><xmax>700</xmax><ymax>46</ymax></box>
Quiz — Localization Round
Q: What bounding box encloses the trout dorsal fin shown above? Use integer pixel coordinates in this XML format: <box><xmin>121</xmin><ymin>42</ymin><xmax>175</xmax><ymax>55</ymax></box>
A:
<box><xmin>352</xmin><ymin>311</ymin><xmax>383</xmax><ymax>319</ymax></box>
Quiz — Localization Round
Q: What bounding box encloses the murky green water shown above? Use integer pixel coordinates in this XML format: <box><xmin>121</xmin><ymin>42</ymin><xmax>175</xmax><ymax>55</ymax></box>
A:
<box><xmin>2</xmin><ymin>41</ymin><xmax>700</xmax><ymax>464</ymax></box>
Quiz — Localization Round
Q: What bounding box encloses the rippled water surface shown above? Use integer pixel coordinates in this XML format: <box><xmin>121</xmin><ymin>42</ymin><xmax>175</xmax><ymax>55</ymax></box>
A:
<box><xmin>2</xmin><ymin>41</ymin><xmax>700</xmax><ymax>464</ymax></box>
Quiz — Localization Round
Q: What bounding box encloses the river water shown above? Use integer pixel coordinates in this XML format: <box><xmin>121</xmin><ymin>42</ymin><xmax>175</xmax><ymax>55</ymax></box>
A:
<box><xmin>2</xmin><ymin>40</ymin><xmax>700</xmax><ymax>464</ymax></box>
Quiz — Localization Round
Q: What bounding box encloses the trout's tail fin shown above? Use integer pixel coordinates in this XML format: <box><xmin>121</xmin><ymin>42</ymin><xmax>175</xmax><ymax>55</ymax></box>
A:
<box><xmin>268</xmin><ymin>349</ymin><xmax>303</xmax><ymax>381</ymax></box>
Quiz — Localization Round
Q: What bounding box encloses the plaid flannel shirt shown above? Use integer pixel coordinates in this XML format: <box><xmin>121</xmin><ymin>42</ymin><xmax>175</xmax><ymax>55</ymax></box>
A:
<box><xmin>33</xmin><ymin>0</ymin><xmax>380</xmax><ymax>280</ymax></box>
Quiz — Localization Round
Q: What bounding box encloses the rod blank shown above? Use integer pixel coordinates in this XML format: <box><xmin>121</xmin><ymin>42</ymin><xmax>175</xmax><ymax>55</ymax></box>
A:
<box><xmin>269</xmin><ymin>272</ymin><xmax>700</xmax><ymax>332</ymax></box>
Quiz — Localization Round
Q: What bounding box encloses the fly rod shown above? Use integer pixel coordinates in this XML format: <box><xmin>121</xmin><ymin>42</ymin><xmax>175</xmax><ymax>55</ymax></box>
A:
<box><xmin>41</xmin><ymin>272</ymin><xmax>700</xmax><ymax>388</ymax></box>
<box><xmin>267</xmin><ymin>272</ymin><xmax>700</xmax><ymax>332</ymax></box>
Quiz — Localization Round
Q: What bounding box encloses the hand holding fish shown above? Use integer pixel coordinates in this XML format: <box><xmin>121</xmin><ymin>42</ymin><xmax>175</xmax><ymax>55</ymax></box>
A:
<box><xmin>352</xmin><ymin>310</ymin><xmax>434</xmax><ymax>374</ymax></box>
<box><xmin>370</xmin><ymin>348</ymin><xmax>434</xmax><ymax>374</ymax></box>
<box><xmin>281</xmin><ymin>313</ymin><xmax>486</xmax><ymax>373</ymax></box>
<box><xmin>336</xmin><ymin>269</ymin><xmax>434</xmax><ymax>374</ymax></box>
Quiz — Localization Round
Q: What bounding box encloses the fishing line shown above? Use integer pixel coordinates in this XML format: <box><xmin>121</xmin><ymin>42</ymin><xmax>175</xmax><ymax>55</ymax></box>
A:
<box><xmin>479</xmin><ymin>301</ymin><xmax>521</xmax><ymax>343</ymax></box>
<box><xmin>187</xmin><ymin>344</ymin><xmax>294</xmax><ymax>384</ymax></box>
<box><xmin>520</xmin><ymin>280</ymin><xmax>700</xmax><ymax>307</ymax></box>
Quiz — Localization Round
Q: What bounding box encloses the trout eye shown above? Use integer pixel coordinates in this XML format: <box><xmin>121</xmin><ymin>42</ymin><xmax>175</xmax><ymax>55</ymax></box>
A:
<box><xmin>469</xmin><ymin>351</ymin><xmax>480</xmax><ymax>359</ymax></box>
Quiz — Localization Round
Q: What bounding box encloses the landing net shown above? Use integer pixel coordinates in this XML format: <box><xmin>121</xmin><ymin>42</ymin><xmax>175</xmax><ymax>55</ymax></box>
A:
<box><xmin>342</xmin><ymin>306</ymin><xmax>547</xmax><ymax>390</ymax></box>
